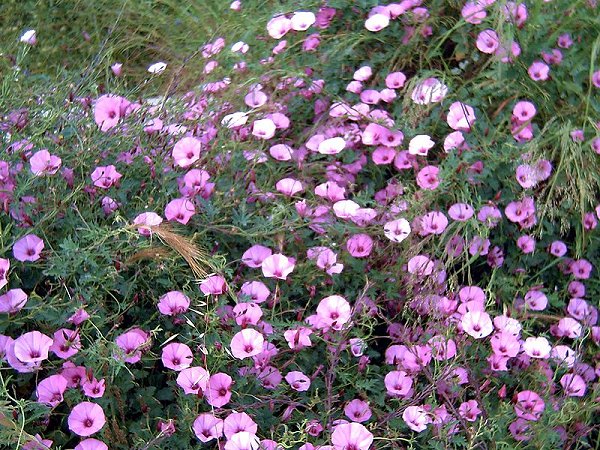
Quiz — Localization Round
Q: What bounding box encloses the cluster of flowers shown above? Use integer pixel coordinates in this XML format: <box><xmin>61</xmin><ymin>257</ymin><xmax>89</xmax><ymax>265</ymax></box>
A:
<box><xmin>3</xmin><ymin>0</ymin><xmax>600</xmax><ymax>448</ymax></box>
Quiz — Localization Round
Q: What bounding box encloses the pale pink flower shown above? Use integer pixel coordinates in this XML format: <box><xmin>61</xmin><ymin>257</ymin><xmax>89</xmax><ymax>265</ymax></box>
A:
<box><xmin>560</xmin><ymin>373</ymin><xmax>586</xmax><ymax>397</ymax></box>
<box><xmin>36</xmin><ymin>374</ymin><xmax>68</xmax><ymax>407</ymax></box>
<box><xmin>164</xmin><ymin>198</ymin><xmax>196</xmax><ymax>224</ymax></box>
<box><xmin>346</xmin><ymin>234</ymin><xmax>373</xmax><ymax>258</ymax></box>
<box><xmin>224</xmin><ymin>431</ymin><xmax>260</xmax><ymax>450</ymax></box>
<box><xmin>408</xmin><ymin>134</ymin><xmax>434</xmax><ymax>156</ymax></box>
<box><xmin>407</xmin><ymin>255</ymin><xmax>434</xmax><ymax>277</ymax></box>
<box><xmin>285</xmin><ymin>370</ymin><xmax>311</xmax><ymax>391</ymax></box>
<box><xmin>476</xmin><ymin>29</ymin><xmax>499</xmax><ymax>54</ymax></box>
<box><xmin>13</xmin><ymin>330</ymin><xmax>53</xmax><ymax>363</ymax></box>
<box><xmin>384</xmin><ymin>370</ymin><xmax>413</xmax><ymax>397</ymax></box>
<box><xmin>331</xmin><ymin>422</ymin><xmax>373</xmax><ymax>450</ymax></box>
<box><xmin>157</xmin><ymin>291</ymin><xmax>190</xmax><ymax>316</ymax></box>
<box><xmin>383</xmin><ymin>218</ymin><xmax>411</xmax><ymax>243</ymax></box>
<box><xmin>291</xmin><ymin>11</ymin><xmax>316</xmax><ymax>30</ymax></box>
<box><xmin>13</xmin><ymin>234</ymin><xmax>44</xmax><ymax>262</ymax></box>
<box><xmin>446</xmin><ymin>102</ymin><xmax>476</xmax><ymax>131</ymax></box>
<box><xmin>75</xmin><ymin>438</ymin><xmax>109</xmax><ymax>450</ymax></box>
<box><xmin>177</xmin><ymin>366</ymin><xmax>210</xmax><ymax>395</ymax></box>
<box><xmin>365</xmin><ymin>14</ymin><xmax>390</xmax><ymax>32</ymax></box>
<box><xmin>20</xmin><ymin>29</ymin><xmax>37</xmax><ymax>45</ymax></box>
<box><xmin>206</xmin><ymin>373</ymin><xmax>233</xmax><ymax>407</ymax></box>
<box><xmin>402</xmin><ymin>406</ymin><xmax>431</xmax><ymax>432</ymax></box>
<box><xmin>91</xmin><ymin>165</ymin><xmax>122</xmax><ymax>189</ymax></box>
<box><xmin>193</xmin><ymin>413</ymin><xmax>224</xmax><ymax>442</ymax></box>
<box><xmin>284</xmin><ymin>327</ymin><xmax>313</xmax><ymax>349</ymax></box>
<box><xmin>386</xmin><ymin>71</ymin><xmax>407</xmax><ymax>88</ymax></box>
<box><xmin>224</xmin><ymin>412</ymin><xmax>258</xmax><ymax>439</ymax></box>
<box><xmin>30</xmin><ymin>150</ymin><xmax>62</xmax><ymax>176</ymax></box>
<box><xmin>461</xmin><ymin>311</ymin><xmax>493</xmax><ymax>339</ymax></box>
<box><xmin>523</xmin><ymin>336</ymin><xmax>551</xmax><ymax>359</ymax></box>
<box><xmin>275</xmin><ymin>178</ymin><xmax>304</xmax><ymax>196</ymax></box>
<box><xmin>230</xmin><ymin>329</ymin><xmax>264</xmax><ymax>359</ymax></box>
<box><xmin>514</xmin><ymin>390</ymin><xmax>545</xmax><ymax>421</ymax></box>
<box><xmin>252</xmin><ymin>119</ymin><xmax>277</xmax><ymax>139</ymax></box>
<box><xmin>316</xmin><ymin>295</ymin><xmax>351</xmax><ymax>330</ymax></box>
<box><xmin>267</xmin><ymin>15</ymin><xmax>292</xmax><ymax>39</ymax></box>
<box><xmin>200</xmin><ymin>275</ymin><xmax>227</xmax><ymax>295</ymax></box>
<box><xmin>411</xmin><ymin>78</ymin><xmax>448</xmax><ymax>104</ymax></box>
<box><xmin>344</xmin><ymin>399</ymin><xmax>372</xmax><ymax>423</ymax></box>
<box><xmin>242</xmin><ymin>244</ymin><xmax>272</xmax><ymax>268</ymax></box>
<box><xmin>172</xmin><ymin>136</ymin><xmax>202</xmax><ymax>168</ymax></box>
<box><xmin>0</xmin><ymin>258</ymin><xmax>8</xmax><ymax>289</ymax></box>
<box><xmin>93</xmin><ymin>95</ymin><xmax>122</xmax><ymax>131</ymax></box>
<box><xmin>239</xmin><ymin>281</ymin><xmax>270</xmax><ymax>303</ymax></box>
<box><xmin>261</xmin><ymin>253</ymin><xmax>295</xmax><ymax>279</ymax></box>
<box><xmin>68</xmin><ymin>402</ymin><xmax>106</xmax><ymax>436</ymax></box>
<box><xmin>528</xmin><ymin>61</ymin><xmax>550</xmax><ymax>81</ymax></box>
<box><xmin>161</xmin><ymin>342</ymin><xmax>193</xmax><ymax>371</ymax></box>
<box><xmin>0</xmin><ymin>288</ymin><xmax>28</xmax><ymax>314</ymax></box>
<box><xmin>318</xmin><ymin>137</ymin><xmax>346</xmax><ymax>154</ymax></box>
<box><xmin>114</xmin><ymin>328</ymin><xmax>149</xmax><ymax>363</ymax></box>
<box><xmin>133</xmin><ymin>212</ymin><xmax>163</xmax><ymax>236</ymax></box>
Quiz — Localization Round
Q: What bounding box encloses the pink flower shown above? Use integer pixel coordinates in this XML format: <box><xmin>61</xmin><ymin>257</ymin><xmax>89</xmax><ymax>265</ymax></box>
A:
<box><xmin>193</xmin><ymin>413</ymin><xmax>224</xmax><ymax>442</ymax></box>
<box><xmin>242</xmin><ymin>245</ymin><xmax>272</xmax><ymax>268</ymax></box>
<box><xmin>30</xmin><ymin>150</ymin><xmax>62</xmax><ymax>176</ymax></box>
<box><xmin>523</xmin><ymin>336</ymin><xmax>551</xmax><ymax>359</ymax></box>
<box><xmin>93</xmin><ymin>95</ymin><xmax>122</xmax><ymax>131</ymax></box>
<box><xmin>284</xmin><ymin>327</ymin><xmax>313</xmax><ymax>349</ymax></box>
<box><xmin>133</xmin><ymin>212</ymin><xmax>163</xmax><ymax>236</ymax></box>
<box><xmin>285</xmin><ymin>370</ymin><xmax>311</xmax><ymax>391</ymax></box>
<box><xmin>230</xmin><ymin>329</ymin><xmax>264</xmax><ymax>359</ymax></box>
<box><xmin>513</xmin><ymin>101</ymin><xmax>536</xmax><ymax>121</ymax></box>
<box><xmin>462</xmin><ymin>2</ymin><xmax>486</xmax><ymax>24</ymax></box>
<box><xmin>446</xmin><ymin>102</ymin><xmax>476</xmax><ymax>131</ymax></box>
<box><xmin>416</xmin><ymin>165</ymin><xmax>440</xmax><ymax>190</ymax></box>
<box><xmin>459</xmin><ymin>400</ymin><xmax>482</xmax><ymax>422</ymax></box>
<box><xmin>560</xmin><ymin>373</ymin><xmax>586</xmax><ymax>397</ymax></box>
<box><xmin>172</xmin><ymin>136</ymin><xmax>202</xmax><ymax>168</ymax></box>
<box><xmin>346</xmin><ymin>234</ymin><xmax>373</xmax><ymax>258</ymax></box>
<box><xmin>161</xmin><ymin>342</ymin><xmax>193</xmax><ymax>371</ymax></box>
<box><xmin>411</xmin><ymin>78</ymin><xmax>448</xmax><ymax>104</ymax></box>
<box><xmin>384</xmin><ymin>370</ymin><xmax>413</xmax><ymax>397</ymax></box>
<box><xmin>316</xmin><ymin>295</ymin><xmax>351</xmax><ymax>330</ymax></box>
<box><xmin>0</xmin><ymin>288</ymin><xmax>28</xmax><ymax>314</ymax></box>
<box><xmin>49</xmin><ymin>328</ymin><xmax>81</xmax><ymax>359</ymax></box>
<box><xmin>267</xmin><ymin>15</ymin><xmax>292</xmax><ymax>39</ymax></box>
<box><xmin>157</xmin><ymin>291</ymin><xmax>190</xmax><ymax>315</ymax></box>
<box><xmin>448</xmin><ymin>203</ymin><xmax>474</xmax><ymax>221</ymax></box>
<box><xmin>461</xmin><ymin>311</ymin><xmax>493</xmax><ymax>339</ymax></box>
<box><xmin>68</xmin><ymin>402</ymin><xmax>106</xmax><ymax>436</ymax></box>
<box><xmin>13</xmin><ymin>234</ymin><xmax>44</xmax><ymax>262</ymax></box>
<box><xmin>386</xmin><ymin>71</ymin><xmax>407</xmax><ymax>88</ymax></box>
<box><xmin>200</xmin><ymin>275</ymin><xmax>227</xmax><ymax>295</ymax></box>
<box><xmin>344</xmin><ymin>400</ymin><xmax>372</xmax><ymax>423</ymax></box>
<box><xmin>91</xmin><ymin>165</ymin><xmax>122</xmax><ymax>189</ymax></box>
<box><xmin>114</xmin><ymin>328</ymin><xmax>149</xmax><ymax>363</ymax></box>
<box><xmin>0</xmin><ymin>258</ymin><xmax>8</xmax><ymax>289</ymax></box>
<box><xmin>239</xmin><ymin>281</ymin><xmax>270</xmax><ymax>303</ymax></box>
<box><xmin>206</xmin><ymin>373</ymin><xmax>233</xmax><ymax>407</ymax></box>
<box><xmin>407</xmin><ymin>255</ymin><xmax>434</xmax><ymax>277</ymax></box>
<box><xmin>476</xmin><ymin>29</ymin><xmax>499</xmax><ymax>54</ymax></box>
<box><xmin>164</xmin><ymin>198</ymin><xmax>196</xmax><ymax>224</ymax></box>
<box><xmin>383</xmin><ymin>218</ymin><xmax>411</xmax><ymax>243</ymax></box>
<box><xmin>514</xmin><ymin>390</ymin><xmax>545</xmax><ymax>421</ymax></box>
<box><xmin>224</xmin><ymin>431</ymin><xmax>260</xmax><ymax>450</ymax></box>
<box><xmin>75</xmin><ymin>438</ymin><xmax>108</xmax><ymax>450</ymax></box>
<box><xmin>261</xmin><ymin>253</ymin><xmax>295</xmax><ymax>279</ymax></box>
<box><xmin>528</xmin><ymin>61</ymin><xmax>550</xmax><ymax>81</ymax></box>
<box><xmin>13</xmin><ymin>330</ymin><xmax>53</xmax><ymax>363</ymax></box>
<box><xmin>224</xmin><ymin>412</ymin><xmax>258</xmax><ymax>439</ymax></box>
<box><xmin>491</xmin><ymin>331</ymin><xmax>520</xmax><ymax>357</ymax></box>
<box><xmin>524</xmin><ymin>289</ymin><xmax>547</xmax><ymax>310</ymax></box>
<box><xmin>82</xmin><ymin>378</ymin><xmax>106</xmax><ymax>398</ymax></box>
<box><xmin>275</xmin><ymin>178</ymin><xmax>304</xmax><ymax>196</ymax></box>
<box><xmin>111</xmin><ymin>62</ymin><xmax>123</xmax><ymax>76</ymax></box>
<box><xmin>402</xmin><ymin>406</ymin><xmax>431</xmax><ymax>432</ymax></box>
<box><xmin>177</xmin><ymin>366</ymin><xmax>210</xmax><ymax>395</ymax></box>
<box><xmin>331</xmin><ymin>422</ymin><xmax>373</xmax><ymax>450</ymax></box>
<box><xmin>36</xmin><ymin>374</ymin><xmax>68</xmax><ymax>407</ymax></box>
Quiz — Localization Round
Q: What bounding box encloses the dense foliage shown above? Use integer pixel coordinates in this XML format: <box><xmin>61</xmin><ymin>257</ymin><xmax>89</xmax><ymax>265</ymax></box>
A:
<box><xmin>1</xmin><ymin>0</ymin><xmax>599</xmax><ymax>449</ymax></box>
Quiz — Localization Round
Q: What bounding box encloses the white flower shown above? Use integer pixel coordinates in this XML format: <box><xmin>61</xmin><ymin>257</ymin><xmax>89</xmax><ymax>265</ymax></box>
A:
<box><xmin>20</xmin><ymin>29</ymin><xmax>37</xmax><ymax>45</ymax></box>
<box><xmin>148</xmin><ymin>62</ymin><xmax>167</xmax><ymax>74</ymax></box>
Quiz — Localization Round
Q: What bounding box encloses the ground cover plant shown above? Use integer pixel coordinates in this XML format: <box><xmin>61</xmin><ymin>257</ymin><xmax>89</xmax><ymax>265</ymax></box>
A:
<box><xmin>1</xmin><ymin>0</ymin><xmax>599</xmax><ymax>449</ymax></box>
